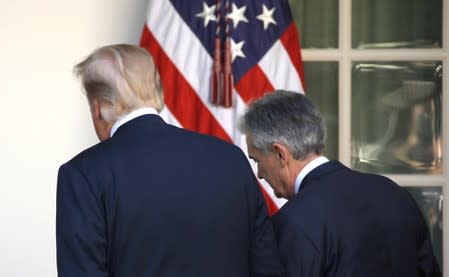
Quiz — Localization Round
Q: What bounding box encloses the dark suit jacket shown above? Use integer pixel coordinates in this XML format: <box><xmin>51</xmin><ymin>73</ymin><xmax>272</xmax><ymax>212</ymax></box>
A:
<box><xmin>272</xmin><ymin>161</ymin><xmax>440</xmax><ymax>277</ymax></box>
<box><xmin>57</xmin><ymin>115</ymin><xmax>280</xmax><ymax>277</ymax></box>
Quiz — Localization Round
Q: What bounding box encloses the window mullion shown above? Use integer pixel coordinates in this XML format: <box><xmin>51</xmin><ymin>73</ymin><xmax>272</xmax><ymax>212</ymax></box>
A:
<box><xmin>339</xmin><ymin>0</ymin><xmax>352</xmax><ymax>166</ymax></box>
<box><xmin>441</xmin><ymin>0</ymin><xmax>448</xmax><ymax>274</ymax></box>
<box><xmin>349</xmin><ymin>49</ymin><xmax>448</xmax><ymax>61</ymax></box>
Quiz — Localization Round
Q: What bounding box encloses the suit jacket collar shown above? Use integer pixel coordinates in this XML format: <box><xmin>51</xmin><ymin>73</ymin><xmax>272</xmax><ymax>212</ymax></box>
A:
<box><xmin>299</xmin><ymin>160</ymin><xmax>346</xmax><ymax>192</ymax></box>
<box><xmin>113</xmin><ymin>114</ymin><xmax>166</xmax><ymax>137</ymax></box>
<box><xmin>110</xmin><ymin>108</ymin><xmax>160</xmax><ymax>137</ymax></box>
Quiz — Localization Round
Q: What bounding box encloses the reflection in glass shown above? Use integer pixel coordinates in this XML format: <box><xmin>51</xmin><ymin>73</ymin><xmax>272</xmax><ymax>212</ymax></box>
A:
<box><xmin>289</xmin><ymin>0</ymin><xmax>338</xmax><ymax>48</ymax></box>
<box><xmin>351</xmin><ymin>61</ymin><xmax>442</xmax><ymax>174</ymax></box>
<box><xmin>405</xmin><ymin>187</ymin><xmax>443</xmax><ymax>268</ymax></box>
<box><xmin>304</xmin><ymin>62</ymin><xmax>339</xmax><ymax>160</ymax></box>
<box><xmin>352</xmin><ymin>0</ymin><xmax>442</xmax><ymax>49</ymax></box>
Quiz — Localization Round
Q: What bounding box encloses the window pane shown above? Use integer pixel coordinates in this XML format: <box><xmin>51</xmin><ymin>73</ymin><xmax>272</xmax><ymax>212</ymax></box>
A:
<box><xmin>304</xmin><ymin>62</ymin><xmax>339</xmax><ymax>160</ymax></box>
<box><xmin>405</xmin><ymin>186</ymin><xmax>443</xmax><ymax>268</ymax></box>
<box><xmin>352</xmin><ymin>0</ymin><xmax>442</xmax><ymax>48</ymax></box>
<box><xmin>351</xmin><ymin>61</ymin><xmax>442</xmax><ymax>174</ymax></box>
<box><xmin>289</xmin><ymin>0</ymin><xmax>338</xmax><ymax>48</ymax></box>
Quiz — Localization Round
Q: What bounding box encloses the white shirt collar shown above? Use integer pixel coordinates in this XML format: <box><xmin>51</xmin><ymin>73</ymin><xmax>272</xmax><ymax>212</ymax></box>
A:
<box><xmin>110</xmin><ymin>107</ymin><xmax>159</xmax><ymax>137</ymax></box>
<box><xmin>294</xmin><ymin>156</ymin><xmax>329</xmax><ymax>194</ymax></box>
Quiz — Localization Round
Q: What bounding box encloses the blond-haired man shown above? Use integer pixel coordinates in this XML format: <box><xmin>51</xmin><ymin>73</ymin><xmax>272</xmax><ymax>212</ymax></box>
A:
<box><xmin>56</xmin><ymin>44</ymin><xmax>280</xmax><ymax>277</ymax></box>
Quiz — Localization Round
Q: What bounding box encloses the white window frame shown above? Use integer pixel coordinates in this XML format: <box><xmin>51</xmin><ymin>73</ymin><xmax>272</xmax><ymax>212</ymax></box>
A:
<box><xmin>300</xmin><ymin>0</ymin><xmax>448</xmax><ymax>274</ymax></box>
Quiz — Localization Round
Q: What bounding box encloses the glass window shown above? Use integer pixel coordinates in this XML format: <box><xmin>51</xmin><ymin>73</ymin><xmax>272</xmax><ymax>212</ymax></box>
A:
<box><xmin>352</xmin><ymin>0</ymin><xmax>442</xmax><ymax>49</ymax></box>
<box><xmin>351</xmin><ymin>61</ymin><xmax>442</xmax><ymax>174</ymax></box>
<box><xmin>289</xmin><ymin>0</ymin><xmax>448</xmax><ymax>272</ymax></box>
<box><xmin>289</xmin><ymin>0</ymin><xmax>338</xmax><ymax>48</ymax></box>
<box><xmin>304</xmin><ymin>62</ymin><xmax>339</xmax><ymax>160</ymax></box>
<box><xmin>289</xmin><ymin>0</ymin><xmax>447</xmax><ymax>271</ymax></box>
<box><xmin>405</xmin><ymin>186</ymin><xmax>443</xmax><ymax>268</ymax></box>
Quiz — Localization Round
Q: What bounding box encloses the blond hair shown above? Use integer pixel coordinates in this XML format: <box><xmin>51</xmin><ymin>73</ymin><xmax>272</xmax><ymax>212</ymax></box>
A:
<box><xmin>74</xmin><ymin>44</ymin><xmax>164</xmax><ymax>122</ymax></box>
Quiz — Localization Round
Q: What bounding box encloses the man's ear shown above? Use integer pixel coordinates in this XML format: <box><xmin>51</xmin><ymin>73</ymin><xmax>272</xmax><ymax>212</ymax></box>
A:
<box><xmin>272</xmin><ymin>143</ymin><xmax>290</xmax><ymax>166</ymax></box>
<box><xmin>89</xmin><ymin>99</ymin><xmax>103</xmax><ymax>121</ymax></box>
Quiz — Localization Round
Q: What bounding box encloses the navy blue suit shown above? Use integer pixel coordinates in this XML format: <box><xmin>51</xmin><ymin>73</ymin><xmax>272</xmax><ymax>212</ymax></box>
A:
<box><xmin>272</xmin><ymin>161</ymin><xmax>440</xmax><ymax>277</ymax></box>
<box><xmin>57</xmin><ymin>115</ymin><xmax>280</xmax><ymax>277</ymax></box>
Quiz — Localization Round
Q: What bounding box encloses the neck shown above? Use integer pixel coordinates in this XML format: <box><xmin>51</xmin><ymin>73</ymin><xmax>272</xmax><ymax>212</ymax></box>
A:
<box><xmin>289</xmin><ymin>153</ymin><xmax>321</xmax><ymax>191</ymax></box>
<box><xmin>294</xmin><ymin>153</ymin><xmax>321</xmax><ymax>175</ymax></box>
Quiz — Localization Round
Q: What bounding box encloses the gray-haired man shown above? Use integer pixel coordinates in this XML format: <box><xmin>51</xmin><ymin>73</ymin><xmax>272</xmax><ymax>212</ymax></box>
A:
<box><xmin>240</xmin><ymin>90</ymin><xmax>440</xmax><ymax>277</ymax></box>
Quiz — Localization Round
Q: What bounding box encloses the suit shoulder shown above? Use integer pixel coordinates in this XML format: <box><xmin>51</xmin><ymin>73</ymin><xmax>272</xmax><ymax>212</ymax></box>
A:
<box><xmin>61</xmin><ymin>139</ymin><xmax>115</xmax><ymax>170</ymax></box>
<box><xmin>354</xmin><ymin>170</ymin><xmax>408</xmax><ymax>195</ymax></box>
<box><xmin>273</xmin><ymin>205</ymin><xmax>320</xmax><ymax>252</ymax></box>
<box><xmin>172</xmin><ymin>125</ymin><xmax>246</xmax><ymax>155</ymax></box>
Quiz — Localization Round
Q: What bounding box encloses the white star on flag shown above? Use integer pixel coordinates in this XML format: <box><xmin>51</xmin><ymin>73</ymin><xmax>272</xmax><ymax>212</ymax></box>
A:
<box><xmin>227</xmin><ymin>3</ymin><xmax>248</xmax><ymax>29</ymax></box>
<box><xmin>196</xmin><ymin>2</ymin><xmax>217</xmax><ymax>27</ymax></box>
<box><xmin>230</xmin><ymin>38</ymin><xmax>246</xmax><ymax>62</ymax></box>
<box><xmin>257</xmin><ymin>4</ymin><xmax>276</xmax><ymax>30</ymax></box>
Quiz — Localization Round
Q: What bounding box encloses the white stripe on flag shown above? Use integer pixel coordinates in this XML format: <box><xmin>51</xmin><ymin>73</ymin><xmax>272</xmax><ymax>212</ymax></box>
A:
<box><xmin>258</xmin><ymin>40</ymin><xmax>304</xmax><ymax>93</ymax></box>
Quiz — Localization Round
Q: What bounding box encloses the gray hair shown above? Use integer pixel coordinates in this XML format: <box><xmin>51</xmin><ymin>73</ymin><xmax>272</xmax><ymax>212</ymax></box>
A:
<box><xmin>74</xmin><ymin>44</ymin><xmax>164</xmax><ymax>122</ymax></box>
<box><xmin>239</xmin><ymin>90</ymin><xmax>326</xmax><ymax>160</ymax></box>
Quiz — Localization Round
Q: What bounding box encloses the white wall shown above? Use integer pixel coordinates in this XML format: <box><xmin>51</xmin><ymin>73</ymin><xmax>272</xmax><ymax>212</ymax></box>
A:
<box><xmin>0</xmin><ymin>0</ymin><xmax>148</xmax><ymax>275</ymax></box>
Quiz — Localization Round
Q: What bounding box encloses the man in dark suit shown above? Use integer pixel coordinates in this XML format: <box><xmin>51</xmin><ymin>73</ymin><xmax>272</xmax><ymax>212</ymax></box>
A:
<box><xmin>239</xmin><ymin>90</ymin><xmax>441</xmax><ymax>276</ymax></box>
<box><xmin>56</xmin><ymin>44</ymin><xmax>280</xmax><ymax>277</ymax></box>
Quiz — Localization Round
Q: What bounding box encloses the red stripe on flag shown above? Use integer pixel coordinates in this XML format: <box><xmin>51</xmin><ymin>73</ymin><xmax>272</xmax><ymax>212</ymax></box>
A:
<box><xmin>235</xmin><ymin>65</ymin><xmax>275</xmax><ymax>104</ymax></box>
<box><xmin>140</xmin><ymin>26</ymin><xmax>232</xmax><ymax>143</ymax></box>
<box><xmin>280</xmin><ymin>23</ymin><xmax>306</xmax><ymax>91</ymax></box>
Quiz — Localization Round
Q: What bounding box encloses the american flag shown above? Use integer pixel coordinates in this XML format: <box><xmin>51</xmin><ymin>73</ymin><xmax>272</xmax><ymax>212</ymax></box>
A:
<box><xmin>140</xmin><ymin>0</ymin><xmax>305</xmax><ymax>215</ymax></box>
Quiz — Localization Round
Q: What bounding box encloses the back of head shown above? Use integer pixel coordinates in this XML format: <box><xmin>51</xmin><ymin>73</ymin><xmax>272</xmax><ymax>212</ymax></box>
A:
<box><xmin>240</xmin><ymin>90</ymin><xmax>326</xmax><ymax>160</ymax></box>
<box><xmin>74</xmin><ymin>44</ymin><xmax>164</xmax><ymax>122</ymax></box>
